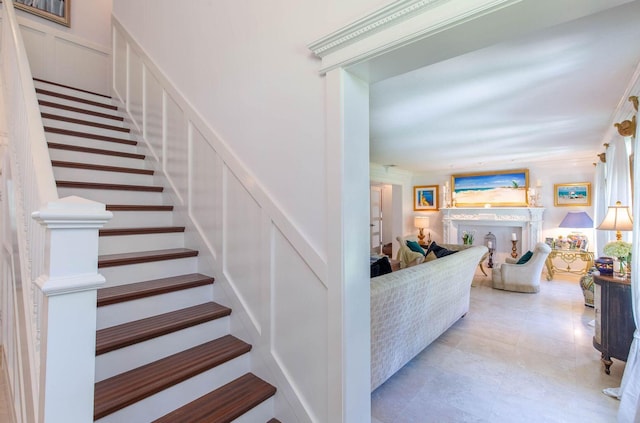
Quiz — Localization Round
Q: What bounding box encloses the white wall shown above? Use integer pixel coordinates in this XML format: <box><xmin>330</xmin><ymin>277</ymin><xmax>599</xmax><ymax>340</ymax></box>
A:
<box><xmin>0</xmin><ymin>0</ymin><xmax>113</xmax><ymax>94</ymax></box>
<box><xmin>110</xmin><ymin>0</ymin><xmax>390</xmax><ymax>416</ymax></box>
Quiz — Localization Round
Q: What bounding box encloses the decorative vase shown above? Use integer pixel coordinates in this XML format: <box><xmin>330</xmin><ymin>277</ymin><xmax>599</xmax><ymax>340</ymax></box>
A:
<box><xmin>616</xmin><ymin>257</ymin><xmax>627</xmax><ymax>279</ymax></box>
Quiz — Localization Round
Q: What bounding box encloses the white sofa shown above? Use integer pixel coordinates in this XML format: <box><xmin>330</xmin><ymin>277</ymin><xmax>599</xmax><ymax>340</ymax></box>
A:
<box><xmin>370</xmin><ymin>245</ymin><xmax>487</xmax><ymax>391</ymax></box>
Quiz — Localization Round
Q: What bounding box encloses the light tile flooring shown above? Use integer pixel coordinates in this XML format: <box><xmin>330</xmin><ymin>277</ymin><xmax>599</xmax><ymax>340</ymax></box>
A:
<box><xmin>372</xmin><ymin>272</ymin><xmax>625</xmax><ymax>423</ymax></box>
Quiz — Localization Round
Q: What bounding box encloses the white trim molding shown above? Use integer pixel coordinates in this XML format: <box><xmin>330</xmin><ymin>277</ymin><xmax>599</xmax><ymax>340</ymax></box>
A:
<box><xmin>308</xmin><ymin>0</ymin><xmax>445</xmax><ymax>57</ymax></box>
<box><xmin>307</xmin><ymin>0</ymin><xmax>522</xmax><ymax>74</ymax></box>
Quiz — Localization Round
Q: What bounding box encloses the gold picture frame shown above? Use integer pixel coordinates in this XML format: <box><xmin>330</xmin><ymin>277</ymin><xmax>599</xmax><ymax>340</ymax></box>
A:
<box><xmin>14</xmin><ymin>0</ymin><xmax>70</xmax><ymax>27</ymax></box>
<box><xmin>413</xmin><ymin>185</ymin><xmax>439</xmax><ymax>211</ymax></box>
<box><xmin>554</xmin><ymin>182</ymin><xmax>591</xmax><ymax>207</ymax></box>
<box><xmin>451</xmin><ymin>169</ymin><xmax>529</xmax><ymax>207</ymax></box>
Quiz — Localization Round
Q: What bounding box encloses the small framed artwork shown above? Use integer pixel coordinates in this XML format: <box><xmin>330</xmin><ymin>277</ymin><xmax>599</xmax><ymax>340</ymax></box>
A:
<box><xmin>14</xmin><ymin>0</ymin><xmax>70</xmax><ymax>27</ymax></box>
<box><xmin>554</xmin><ymin>183</ymin><xmax>591</xmax><ymax>207</ymax></box>
<box><xmin>413</xmin><ymin>185</ymin><xmax>439</xmax><ymax>211</ymax></box>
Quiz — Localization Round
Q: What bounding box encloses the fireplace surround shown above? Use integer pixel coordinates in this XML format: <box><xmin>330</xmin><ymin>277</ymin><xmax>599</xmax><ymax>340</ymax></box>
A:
<box><xmin>442</xmin><ymin>208</ymin><xmax>545</xmax><ymax>256</ymax></box>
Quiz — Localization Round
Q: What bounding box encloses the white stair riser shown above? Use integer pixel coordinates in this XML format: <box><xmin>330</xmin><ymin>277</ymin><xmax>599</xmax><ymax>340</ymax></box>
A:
<box><xmin>95</xmin><ymin>318</ymin><xmax>230</xmax><ymax>382</ymax></box>
<box><xmin>48</xmin><ymin>148</ymin><xmax>146</xmax><ymax>169</ymax></box>
<box><xmin>42</xmin><ymin>117</ymin><xmax>131</xmax><ymax>139</ymax></box>
<box><xmin>57</xmin><ymin>187</ymin><xmax>164</xmax><ymax>204</ymax></box>
<box><xmin>97</xmin><ymin>285</ymin><xmax>213</xmax><ymax>329</ymax></box>
<box><xmin>34</xmin><ymin>80</ymin><xmax>113</xmax><ymax>104</ymax></box>
<box><xmin>106</xmin><ymin>210</ymin><xmax>173</xmax><ymax>228</ymax></box>
<box><xmin>99</xmin><ymin>232</ymin><xmax>185</xmax><ymax>255</ymax></box>
<box><xmin>40</xmin><ymin>104</ymin><xmax>123</xmax><ymax>127</ymax></box>
<box><xmin>36</xmin><ymin>92</ymin><xmax>118</xmax><ymax>115</ymax></box>
<box><xmin>53</xmin><ymin>167</ymin><xmax>153</xmax><ymax>186</ymax></box>
<box><xmin>231</xmin><ymin>398</ymin><xmax>275</xmax><ymax>423</ymax></box>
<box><xmin>99</xmin><ymin>257</ymin><xmax>198</xmax><ymax>287</ymax></box>
<box><xmin>95</xmin><ymin>354</ymin><xmax>250</xmax><ymax>423</ymax></box>
<box><xmin>46</xmin><ymin>132</ymin><xmax>138</xmax><ymax>154</ymax></box>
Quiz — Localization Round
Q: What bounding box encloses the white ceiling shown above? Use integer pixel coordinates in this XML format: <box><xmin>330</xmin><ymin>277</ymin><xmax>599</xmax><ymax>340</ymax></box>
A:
<box><xmin>368</xmin><ymin>0</ymin><xmax>640</xmax><ymax>173</ymax></box>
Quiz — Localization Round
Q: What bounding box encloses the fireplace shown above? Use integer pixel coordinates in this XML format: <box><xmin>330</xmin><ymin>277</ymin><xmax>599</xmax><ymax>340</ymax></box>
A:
<box><xmin>442</xmin><ymin>208</ymin><xmax>545</xmax><ymax>258</ymax></box>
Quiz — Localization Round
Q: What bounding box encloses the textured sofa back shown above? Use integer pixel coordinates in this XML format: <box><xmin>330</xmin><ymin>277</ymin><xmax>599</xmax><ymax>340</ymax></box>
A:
<box><xmin>370</xmin><ymin>246</ymin><xmax>487</xmax><ymax>391</ymax></box>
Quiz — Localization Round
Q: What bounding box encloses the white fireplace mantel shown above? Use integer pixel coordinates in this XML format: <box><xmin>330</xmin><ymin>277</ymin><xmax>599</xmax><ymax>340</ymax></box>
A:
<box><xmin>442</xmin><ymin>207</ymin><xmax>545</xmax><ymax>251</ymax></box>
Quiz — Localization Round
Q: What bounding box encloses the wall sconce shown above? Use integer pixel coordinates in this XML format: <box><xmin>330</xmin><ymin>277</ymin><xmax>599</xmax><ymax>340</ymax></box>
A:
<box><xmin>597</xmin><ymin>201</ymin><xmax>633</xmax><ymax>241</ymax></box>
<box><xmin>414</xmin><ymin>216</ymin><xmax>430</xmax><ymax>246</ymax></box>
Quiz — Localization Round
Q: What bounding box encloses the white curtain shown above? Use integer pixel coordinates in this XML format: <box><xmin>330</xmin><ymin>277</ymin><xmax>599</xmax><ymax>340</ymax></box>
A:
<box><xmin>606</xmin><ymin>137</ymin><xmax>633</xmax><ymax>243</ymax></box>
<box><xmin>617</xmin><ymin>108</ymin><xmax>640</xmax><ymax>422</ymax></box>
<box><xmin>594</xmin><ymin>161</ymin><xmax>608</xmax><ymax>257</ymax></box>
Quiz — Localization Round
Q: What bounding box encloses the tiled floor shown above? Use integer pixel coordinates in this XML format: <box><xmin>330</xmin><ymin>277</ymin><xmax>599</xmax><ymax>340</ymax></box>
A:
<box><xmin>372</xmin><ymin>271</ymin><xmax>625</xmax><ymax>423</ymax></box>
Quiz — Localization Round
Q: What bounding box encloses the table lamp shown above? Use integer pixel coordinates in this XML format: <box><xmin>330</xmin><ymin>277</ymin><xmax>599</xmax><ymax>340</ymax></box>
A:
<box><xmin>559</xmin><ymin>211</ymin><xmax>594</xmax><ymax>230</ymax></box>
<box><xmin>414</xmin><ymin>216</ymin><xmax>430</xmax><ymax>246</ymax></box>
<box><xmin>597</xmin><ymin>201</ymin><xmax>633</xmax><ymax>241</ymax></box>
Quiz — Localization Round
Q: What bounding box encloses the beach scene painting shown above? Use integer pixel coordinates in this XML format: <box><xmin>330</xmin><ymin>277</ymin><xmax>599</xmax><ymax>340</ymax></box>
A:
<box><xmin>452</xmin><ymin>169</ymin><xmax>529</xmax><ymax>207</ymax></box>
<box><xmin>554</xmin><ymin>183</ymin><xmax>591</xmax><ymax>207</ymax></box>
<box><xmin>413</xmin><ymin>185</ymin><xmax>439</xmax><ymax>211</ymax></box>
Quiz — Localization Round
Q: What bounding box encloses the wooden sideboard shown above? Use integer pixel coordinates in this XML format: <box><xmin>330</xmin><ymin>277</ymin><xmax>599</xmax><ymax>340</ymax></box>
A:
<box><xmin>592</xmin><ymin>274</ymin><xmax>636</xmax><ymax>374</ymax></box>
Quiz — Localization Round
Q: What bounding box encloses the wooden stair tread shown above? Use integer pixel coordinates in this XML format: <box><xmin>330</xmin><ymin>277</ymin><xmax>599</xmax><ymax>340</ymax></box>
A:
<box><xmin>45</xmin><ymin>126</ymin><xmax>136</xmax><ymax>145</ymax></box>
<box><xmin>34</xmin><ymin>77</ymin><xmax>112</xmax><ymax>99</ymax></box>
<box><xmin>48</xmin><ymin>142</ymin><xmax>145</xmax><ymax>159</ymax></box>
<box><xmin>38</xmin><ymin>100</ymin><xmax>123</xmax><ymax>121</ymax></box>
<box><xmin>56</xmin><ymin>180</ymin><xmax>163</xmax><ymax>192</ymax></box>
<box><xmin>267</xmin><ymin>419</ymin><xmax>282</xmax><ymax>423</ymax></box>
<box><xmin>97</xmin><ymin>273</ymin><xmax>214</xmax><ymax>307</ymax></box>
<box><xmin>94</xmin><ymin>335</ymin><xmax>251</xmax><ymax>420</ymax></box>
<box><xmin>96</xmin><ymin>302</ymin><xmax>231</xmax><ymax>355</ymax></box>
<box><xmin>41</xmin><ymin>112</ymin><xmax>130</xmax><ymax>133</ymax></box>
<box><xmin>152</xmin><ymin>373</ymin><xmax>276</xmax><ymax>423</ymax></box>
<box><xmin>36</xmin><ymin>87</ymin><xmax>117</xmax><ymax>110</ymax></box>
<box><xmin>106</xmin><ymin>204</ymin><xmax>174</xmax><ymax>212</ymax></box>
<box><xmin>99</xmin><ymin>226</ymin><xmax>185</xmax><ymax>236</ymax></box>
<box><xmin>98</xmin><ymin>248</ymin><xmax>199</xmax><ymax>268</ymax></box>
<box><xmin>52</xmin><ymin>160</ymin><xmax>153</xmax><ymax>175</ymax></box>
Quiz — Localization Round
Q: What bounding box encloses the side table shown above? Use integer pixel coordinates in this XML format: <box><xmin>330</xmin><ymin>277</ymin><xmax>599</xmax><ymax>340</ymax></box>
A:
<box><xmin>545</xmin><ymin>249</ymin><xmax>594</xmax><ymax>280</ymax></box>
<box><xmin>593</xmin><ymin>274</ymin><xmax>635</xmax><ymax>374</ymax></box>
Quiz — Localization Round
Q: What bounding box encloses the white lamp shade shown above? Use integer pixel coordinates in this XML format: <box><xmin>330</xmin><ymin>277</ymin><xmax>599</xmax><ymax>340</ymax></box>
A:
<box><xmin>414</xmin><ymin>216</ymin><xmax>429</xmax><ymax>229</ymax></box>
<box><xmin>597</xmin><ymin>201</ymin><xmax>633</xmax><ymax>231</ymax></box>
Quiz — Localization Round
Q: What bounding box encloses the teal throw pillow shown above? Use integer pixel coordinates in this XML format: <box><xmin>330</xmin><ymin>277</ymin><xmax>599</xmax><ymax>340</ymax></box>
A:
<box><xmin>406</xmin><ymin>240</ymin><xmax>426</xmax><ymax>255</ymax></box>
<box><xmin>516</xmin><ymin>250</ymin><xmax>533</xmax><ymax>264</ymax></box>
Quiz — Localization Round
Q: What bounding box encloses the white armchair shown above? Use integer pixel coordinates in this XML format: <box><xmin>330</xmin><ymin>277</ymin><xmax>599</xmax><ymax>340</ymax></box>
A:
<box><xmin>491</xmin><ymin>242</ymin><xmax>552</xmax><ymax>293</ymax></box>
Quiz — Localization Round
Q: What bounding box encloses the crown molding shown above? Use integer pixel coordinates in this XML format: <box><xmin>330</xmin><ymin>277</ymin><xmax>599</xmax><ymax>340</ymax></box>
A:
<box><xmin>308</xmin><ymin>0</ymin><xmax>522</xmax><ymax>75</ymax></box>
<box><xmin>308</xmin><ymin>0</ymin><xmax>445</xmax><ymax>57</ymax></box>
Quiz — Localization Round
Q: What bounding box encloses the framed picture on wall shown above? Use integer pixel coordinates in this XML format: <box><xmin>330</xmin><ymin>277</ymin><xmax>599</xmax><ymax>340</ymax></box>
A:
<box><xmin>554</xmin><ymin>182</ymin><xmax>591</xmax><ymax>207</ymax></box>
<box><xmin>14</xmin><ymin>0</ymin><xmax>70</xmax><ymax>27</ymax></box>
<box><xmin>451</xmin><ymin>169</ymin><xmax>529</xmax><ymax>207</ymax></box>
<box><xmin>413</xmin><ymin>185</ymin><xmax>439</xmax><ymax>211</ymax></box>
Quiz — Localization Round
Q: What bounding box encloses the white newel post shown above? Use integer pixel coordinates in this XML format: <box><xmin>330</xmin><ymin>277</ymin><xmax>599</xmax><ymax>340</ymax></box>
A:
<box><xmin>32</xmin><ymin>196</ymin><xmax>112</xmax><ymax>423</ymax></box>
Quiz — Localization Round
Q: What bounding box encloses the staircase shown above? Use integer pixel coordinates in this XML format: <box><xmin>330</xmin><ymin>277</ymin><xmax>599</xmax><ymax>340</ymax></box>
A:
<box><xmin>35</xmin><ymin>78</ymin><xmax>279</xmax><ymax>422</ymax></box>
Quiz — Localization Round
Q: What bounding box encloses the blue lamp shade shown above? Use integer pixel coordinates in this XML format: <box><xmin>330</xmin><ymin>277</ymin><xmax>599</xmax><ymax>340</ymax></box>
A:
<box><xmin>558</xmin><ymin>211</ymin><xmax>594</xmax><ymax>228</ymax></box>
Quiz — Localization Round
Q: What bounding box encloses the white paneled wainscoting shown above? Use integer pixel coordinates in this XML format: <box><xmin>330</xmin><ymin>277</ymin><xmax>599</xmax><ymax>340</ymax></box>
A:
<box><xmin>442</xmin><ymin>208</ymin><xmax>545</xmax><ymax>263</ymax></box>
<box><xmin>112</xmin><ymin>18</ymin><xmax>328</xmax><ymax>422</ymax></box>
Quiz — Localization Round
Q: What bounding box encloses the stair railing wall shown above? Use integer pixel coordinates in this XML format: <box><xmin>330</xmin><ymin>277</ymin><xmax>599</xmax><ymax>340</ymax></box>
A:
<box><xmin>112</xmin><ymin>17</ymin><xmax>329</xmax><ymax>422</ymax></box>
<box><xmin>1</xmin><ymin>1</ymin><xmax>112</xmax><ymax>421</ymax></box>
